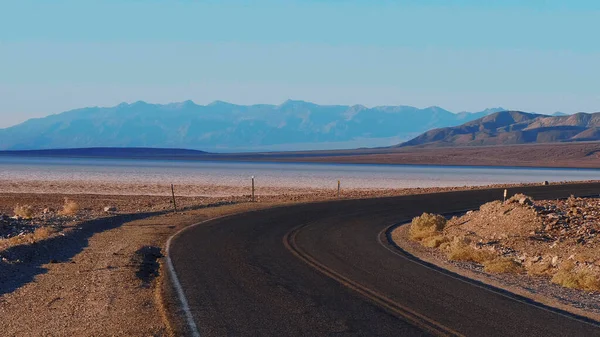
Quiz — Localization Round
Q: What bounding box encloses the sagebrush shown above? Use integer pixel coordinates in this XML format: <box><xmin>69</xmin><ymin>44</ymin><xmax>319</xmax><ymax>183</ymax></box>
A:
<box><xmin>14</xmin><ymin>204</ymin><xmax>34</xmax><ymax>219</ymax></box>
<box><xmin>59</xmin><ymin>199</ymin><xmax>79</xmax><ymax>216</ymax></box>
<box><xmin>409</xmin><ymin>213</ymin><xmax>447</xmax><ymax>241</ymax></box>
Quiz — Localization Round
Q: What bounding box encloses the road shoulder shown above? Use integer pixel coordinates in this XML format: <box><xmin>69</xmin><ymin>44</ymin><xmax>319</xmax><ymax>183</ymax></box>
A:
<box><xmin>390</xmin><ymin>224</ymin><xmax>600</xmax><ymax>323</ymax></box>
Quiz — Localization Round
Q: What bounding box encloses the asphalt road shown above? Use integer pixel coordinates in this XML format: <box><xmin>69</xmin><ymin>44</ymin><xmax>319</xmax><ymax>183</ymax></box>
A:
<box><xmin>170</xmin><ymin>183</ymin><xmax>600</xmax><ymax>336</ymax></box>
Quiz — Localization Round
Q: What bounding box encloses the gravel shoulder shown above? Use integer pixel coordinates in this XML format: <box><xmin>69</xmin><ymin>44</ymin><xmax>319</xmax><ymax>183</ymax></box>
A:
<box><xmin>391</xmin><ymin>198</ymin><xmax>600</xmax><ymax>323</ymax></box>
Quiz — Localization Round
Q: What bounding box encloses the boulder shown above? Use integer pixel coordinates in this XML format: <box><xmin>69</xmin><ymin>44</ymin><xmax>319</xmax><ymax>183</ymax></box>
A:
<box><xmin>519</xmin><ymin>196</ymin><xmax>533</xmax><ymax>206</ymax></box>
<box><xmin>104</xmin><ymin>206</ymin><xmax>118</xmax><ymax>213</ymax></box>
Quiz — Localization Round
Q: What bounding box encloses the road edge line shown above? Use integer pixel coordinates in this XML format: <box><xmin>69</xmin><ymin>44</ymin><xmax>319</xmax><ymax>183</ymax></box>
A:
<box><xmin>379</xmin><ymin>222</ymin><xmax>600</xmax><ymax>329</ymax></box>
<box><xmin>283</xmin><ymin>223</ymin><xmax>463</xmax><ymax>337</ymax></box>
<box><xmin>165</xmin><ymin>217</ymin><xmax>221</xmax><ymax>337</ymax></box>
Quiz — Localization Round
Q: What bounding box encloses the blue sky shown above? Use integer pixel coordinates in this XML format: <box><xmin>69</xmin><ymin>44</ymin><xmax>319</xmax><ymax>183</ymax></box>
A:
<box><xmin>1</xmin><ymin>0</ymin><xmax>599</xmax><ymax>127</ymax></box>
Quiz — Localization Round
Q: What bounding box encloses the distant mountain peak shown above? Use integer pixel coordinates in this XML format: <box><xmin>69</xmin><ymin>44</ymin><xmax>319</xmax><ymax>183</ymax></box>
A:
<box><xmin>208</xmin><ymin>100</ymin><xmax>233</xmax><ymax>106</ymax></box>
<box><xmin>481</xmin><ymin>107</ymin><xmax>505</xmax><ymax>113</ymax></box>
<box><xmin>166</xmin><ymin>100</ymin><xmax>197</xmax><ymax>109</ymax></box>
<box><xmin>277</xmin><ymin>99</ymin><xmax>321</xmax><ymax>111</ymax></box>
<box><xmin>0</xmin><ymin>100</ymin><xmax>506</xmax><ymax>151</ymax></box>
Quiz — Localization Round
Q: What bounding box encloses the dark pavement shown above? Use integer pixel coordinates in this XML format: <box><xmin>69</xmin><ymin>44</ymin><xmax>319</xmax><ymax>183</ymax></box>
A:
<box><xmin>170</xmin><ymin>183</ymin><xmax>600</xmax><ymax>336</ymax></box>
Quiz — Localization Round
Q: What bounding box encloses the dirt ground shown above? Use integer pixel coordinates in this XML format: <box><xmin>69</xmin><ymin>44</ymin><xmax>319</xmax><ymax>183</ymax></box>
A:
<box><xmin>0</xmin><ymin>193</ymin><xmax>288</xmax><ymax>336</ymax></box>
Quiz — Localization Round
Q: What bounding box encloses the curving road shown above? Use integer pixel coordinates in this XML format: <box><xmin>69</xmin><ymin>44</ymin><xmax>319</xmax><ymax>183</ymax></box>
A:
<box><xmin>169</xmin><ymin>183</ymin><xmax>600</xmax><ymax>336</ymax></box>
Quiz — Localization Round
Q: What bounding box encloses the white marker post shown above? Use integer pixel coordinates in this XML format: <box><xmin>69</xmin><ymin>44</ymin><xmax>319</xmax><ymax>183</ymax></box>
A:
<box><xmin>503</xmin><ymin>189</ymin><xmax>508</xmax><ymax>202</ymax></box>
<box><xmin>251</xmin><ymin>176</ymin><xmax>255</xmax><ymax>202</ymax></box>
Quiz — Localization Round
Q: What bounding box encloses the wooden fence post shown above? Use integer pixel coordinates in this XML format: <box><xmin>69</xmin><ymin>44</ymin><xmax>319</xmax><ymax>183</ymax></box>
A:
<box><xmin>252</xmin><ymin>176</ymin><xmax>255</xmax><ymax>202</ymax></box>
<box><xmin>171</xmin><ymin>184</ymin><xmax>178</xmax><ymax>212</ymax></box>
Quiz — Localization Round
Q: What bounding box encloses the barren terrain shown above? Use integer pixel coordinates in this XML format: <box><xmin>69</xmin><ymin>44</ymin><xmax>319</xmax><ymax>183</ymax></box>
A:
<box><xmin>3</xmin><ymin>181</ymin><xmax>600</xmax><ymax>336</ymax></box>
<box><xmin>392</xmin><ymin>195</ymin><xmax>600</xmax><ymax>322</ymax></box>
<box><xmin>284</xmin><ymin>142</ymin><xmax>600</xmax><ymax>168</ymax></box>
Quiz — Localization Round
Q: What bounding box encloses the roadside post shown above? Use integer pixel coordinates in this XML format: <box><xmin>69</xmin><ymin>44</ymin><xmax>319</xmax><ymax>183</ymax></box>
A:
<box><xmin>171</xmin><ymin>184</ymin><xmax>178</xmax><ymax>212</ymax></box>
<box><xmin>337</xmin><ymin>180</ymin><xmax>341</xmax><ymax>198</ymax></box>
<box><xmin>503</xmin><ymin>189</ymin><xmax>507</xmax><ymax>202</ymax></box>
<box><xmin>252</xmin><ymin>176</ymin><xmax>255</xmax><ymax>202</ymax></box>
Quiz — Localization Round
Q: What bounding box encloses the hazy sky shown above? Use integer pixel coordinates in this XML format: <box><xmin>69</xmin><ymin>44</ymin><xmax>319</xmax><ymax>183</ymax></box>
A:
<box><xmin>1</xmin><ymin>0</ymin><xmax>599</xmax><ymax>127</ymax></box>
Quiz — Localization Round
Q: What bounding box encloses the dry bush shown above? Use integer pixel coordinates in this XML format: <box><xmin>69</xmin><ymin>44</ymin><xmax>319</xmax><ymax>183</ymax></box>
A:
<box><xmin>484</xmin><ymin>258</ymin><xmax>523</xmax><ymax>274</ymax></box>
<box><xmin>551</xmin><ymin>262</ymin><xmax>600</xmax><ymax>292</ymax></box>
<box><xmin>0</xmin><ymin>227</ymin><xmax>59</xmax><ymax>252</ymax></box>
<box><xmin>446</xmin><ymin>239</ymin><xmax>495</xmax><ymax>263</ymax></box>
<box><xmin>527</xmin><ymin>260</ymin><xmax>554</xmax><ymax>276</ymax></box>
<box><xmin>59</xmin><ymin>199</ymin><xmax>79</xmax><ymax>216</ymax></box>
<box><xmin>32</xmin><ymin>226</ymin><xmax>57</xmax><ymax>241</ymax></box>
<box><xmin>409</xmin><ymin>213</ymin><xmax>447</xmax><ymax>241</ymax></box>
<box><xmin>14</xmin><ymin>204</ymin><xmax>34</xmax><ymax>219</ymax></box>
<box><xmin>421</xmin><ymin>235</ymin><xmax>450</xmax><ymax>248</ymax></box>
<box><xmin>1</xmin><ymin>234</ymin><xmax>33</xmax><ymax>251</ymax></box>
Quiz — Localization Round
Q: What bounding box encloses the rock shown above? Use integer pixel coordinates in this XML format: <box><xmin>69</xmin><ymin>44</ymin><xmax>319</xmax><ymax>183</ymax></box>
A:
<box><xmin>519</xmin><ymin>196</ymin><xmax>533</xmax><ymax>206</ymax></box>
<box><xmin>104</xmin><ymin>206</ymin><xmax>117</xmax><ymax>213</ymax></box>
<box><xmin>542</xmin><ymin>181</ymin><xmax>549</xmax><ymax>186</ymax></box>
<box><xmin>551</xmin><ymin>256</ymin><xmax>559</xmax><ymax>267</ymax></box>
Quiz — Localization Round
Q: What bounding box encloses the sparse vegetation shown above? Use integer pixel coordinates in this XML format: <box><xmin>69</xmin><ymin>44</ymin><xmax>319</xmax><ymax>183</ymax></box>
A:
<box><xmin>404</xmin><ymin>196</ymin><xmax>600</xmax><ymax>293</ymax></box>
<box><xmin>526</xmin><ymin>260</ymin><xmax>554</xmax><ymax>276</ymax></box>
<box><xmin>14</xmin><ymin>204</ymin><xmax>34</xmax><ymax>219</ymax></box>
<box><xmin>445</xmin><ymin>238</ymin><xmax>494</xmax><ymax>263</ymax></box>
<box><xmin>483</xmin><ymin>258</ymin><xmax>523</xmax><ymax>274</ymax></box>
<box><xmin>32</xmin><ymin>226</ymin><xmax>57</xmax><ymax>241</ymax></box>
<box><xmin>0</xmin><ymin>226</ymin><xmax>58</xmax><ymax>251</ymax></box>
<box><xmin>551</xmin><ymin>261</ymin><xmax>600</xmax><ymax>292</ymax></box>
<box><xmin>59</xmin><ymin>199</ymin><xmax>79</xmax><ymax>216</ymax></box>
<box><xmin>409</xmin><ymin>213</ymin><xmax>447</xmax><ymax>241</ymax></box>
<box><xmin>421</xmin><ymin>235</ymin><xmax>450</xmax><ymax>248</ymax></box>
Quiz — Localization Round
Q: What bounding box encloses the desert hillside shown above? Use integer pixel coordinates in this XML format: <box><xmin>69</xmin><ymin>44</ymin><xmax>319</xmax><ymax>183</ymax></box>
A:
<box><xmin>401</xmin><ymin>110</ymin><xmax>600</xmax><ymax>147</ymax></box>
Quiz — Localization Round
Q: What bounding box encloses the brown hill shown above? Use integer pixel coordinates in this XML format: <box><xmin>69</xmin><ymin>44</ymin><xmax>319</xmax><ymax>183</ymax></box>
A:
<box><xmin>400</xmin><ymin>111</ymin><xmax>600</xmax><ymax>147</ymax></box>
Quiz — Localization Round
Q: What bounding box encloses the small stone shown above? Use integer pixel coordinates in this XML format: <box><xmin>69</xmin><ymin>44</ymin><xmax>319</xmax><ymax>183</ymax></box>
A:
<box><xmin>104</xmin><ymin>206</ymin><xmax>117</xmax><ymax>213</ymax></box>
<box><xmin>519</xmin><ymin>197</ymin><xmax>533</xmax><ymax>206</ymax></box>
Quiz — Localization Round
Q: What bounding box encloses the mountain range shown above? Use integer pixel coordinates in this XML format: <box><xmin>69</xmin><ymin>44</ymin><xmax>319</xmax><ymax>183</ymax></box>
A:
<box><xmin>0</xmin><ymin>100</ymin><xmax>504</xmax><ymax>151</ymax></box>
<box><xmin>401</xmin><ymin>110</ymin><xmax>600</xmax><ymax>147</ymax></box>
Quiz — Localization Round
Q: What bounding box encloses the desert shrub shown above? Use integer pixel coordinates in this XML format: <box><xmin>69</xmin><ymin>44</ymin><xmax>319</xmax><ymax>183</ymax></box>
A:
<box><xmin>421</xmin><ymin>235</ymin><xmax>450</xmax><ymax>248</ymax></box>
<box><xmin>0</xmin><ymin>227</ymin><xmax>59</xmax><ymax>251</ymax></box>
<box><xmin>551</xmin><ymin>262</ymin><xmax>600</xmax><ymax>292</ymax></box>
<box><xmin>484</xmin><ymin>258</ymin><xmax>523</xmax><ymax>274</ymax></box>
<box><xmin>409</xmin><ymin>213</ymin><xmax>447</xmax><ymax>241</ymax></box>
<box><xmin>14</xmin><ymin>204</ymin><xmax>34</xmax><ymax>219</ymax></box>
<box><xmin>447</xmin><ymin>239</ymin><xmax>495</xmax><ymax>263</ymax></box>
<box><xmin>527</xmin><ymin>260</ymin><xmax>554</xmax><ymax>276</ymax></box>
<box><xmin>59</xmin><ymin>199</ymin><xmax>79</xmax><ymax>216</ymax></box>
<box><xmin>32</xmin><ymin>226</ymin><xmax>57</xmax><ymax>241</ymax></box>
